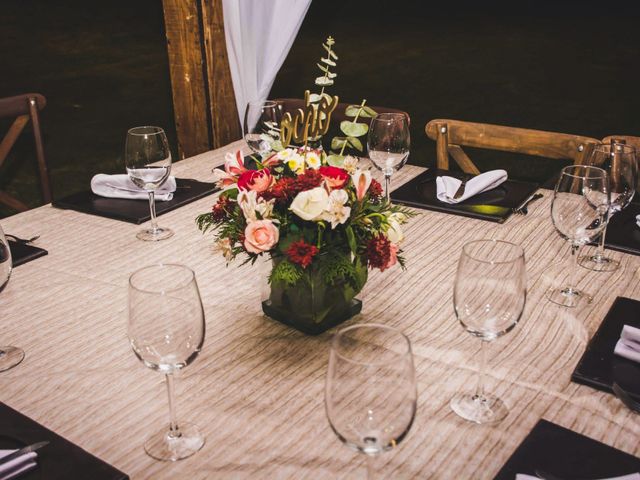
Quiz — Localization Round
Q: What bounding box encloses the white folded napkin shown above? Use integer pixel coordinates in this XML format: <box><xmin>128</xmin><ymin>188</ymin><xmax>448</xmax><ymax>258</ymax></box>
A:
<box><xmin>0</xmin><ymin>449</ymin><xmax>37</xmax><ymax>480</ymax></box>
<box><xmin>436</xmin><ymin>169</ymin><xmax>508</xmax><ymax>204</ymax></box>
<box><xmin>636</xmin><ymin>214</ymin><xmax>640</xmax><ymax>228</ymax></box>
<box><xmin>517</xmin><ymin>474</ymin><xmax>640</xmax><ymax>480</ymax></box>
<box><xmin>614</xmin><ymin>325</ymin><xmax>640</xmax><ymax>363</ymax></box>
<box><xmin>90</xmin><ymin>174</ymin><xmax>176</xmax><ymax>201</ymax></box>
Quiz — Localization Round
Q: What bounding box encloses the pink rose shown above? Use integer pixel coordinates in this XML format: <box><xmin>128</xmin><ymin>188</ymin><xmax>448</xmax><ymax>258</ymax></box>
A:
<box><xmin>244</xmin><ymin>220</ymin><xmax>279</xmax><ymax>253</ymax></box>
<box><xmin>237</xmin><ymin>169</ymin><xmax>273</xmax><ymax>193</ymax></box>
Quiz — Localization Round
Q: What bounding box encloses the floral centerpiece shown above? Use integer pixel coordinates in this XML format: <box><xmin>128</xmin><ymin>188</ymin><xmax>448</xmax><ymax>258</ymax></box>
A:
<box><xmin>197</xmin><ymin>148</ymin><xmax>413</xmax><ymax>334</ymax></box>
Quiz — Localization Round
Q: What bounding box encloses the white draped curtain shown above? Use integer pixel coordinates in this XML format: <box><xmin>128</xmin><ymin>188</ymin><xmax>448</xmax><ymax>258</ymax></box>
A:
<box><xmin>222</xmin><ymin>0</ymin><xmax>312</xmax><ymax>129</ymax></box>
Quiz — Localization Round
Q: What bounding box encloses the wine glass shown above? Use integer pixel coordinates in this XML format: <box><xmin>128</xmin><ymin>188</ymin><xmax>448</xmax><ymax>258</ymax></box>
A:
<box><xmin>547</xmin><ymin>165</ymin><xmax>610</xmax><ymax>307</ymax></box>
<box><xmin>579</xmin><ymin>143</ymin><xmax>637</xmax><ymax>272</ymax></box>
<box><xmin>325</xmin><ymin>323</ymin><xmax>417</xmax><ymax>479</ymax></box>
<box><xmin>0</xmin><ymin>224</ymin><xmax>24</xmax><ymax>372</ymax></box>
<box><xmin>450</xmin><ymin>239</ymin><xmax>526</xmax><ymax>424</ymax></box>
<box><xmin>367</xmin><ymin>113</ymin><xmax>410</xmax><ymax>202</ymax></box>
<box><xmin>243</xmin><ymin>100</ymin><xmax>282</xmax><ymax>160</ymax></box>
<box><xmin>125</xmin><ymin>126</ymin><xmax>173</xmax><ymax>241</ymax></box>
<box><xmin>128</xmin><ymin>263</ymin><xmax>206</xmax><ymax>461</ymax></box>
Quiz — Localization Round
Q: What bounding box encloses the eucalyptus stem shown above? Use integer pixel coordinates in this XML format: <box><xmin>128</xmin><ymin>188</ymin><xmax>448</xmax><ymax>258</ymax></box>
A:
<box><xmin>339</xmin><ymin>99</ymin><xmax>367</xmax><ymax>157</ymax></box>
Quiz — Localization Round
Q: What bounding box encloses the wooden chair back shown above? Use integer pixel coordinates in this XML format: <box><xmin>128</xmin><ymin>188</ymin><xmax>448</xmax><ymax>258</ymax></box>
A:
<box><xmin>602</xmin><ymin>135</ymin><xmax>640</xmax><ymax>151</ymax></box>
<box><xmin>0</xmin><ymin>93</ymin><xmax>51</xmax><ymax>211</ymax></box>
<box><xmin>425</xmin><ymin>118</ymin><xmax>601</xmax><ymax>175</ymax></box>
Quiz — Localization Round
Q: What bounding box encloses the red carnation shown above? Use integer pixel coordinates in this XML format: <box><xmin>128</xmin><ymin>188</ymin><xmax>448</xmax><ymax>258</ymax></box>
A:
<box><xmin>262</xmin><ymin>176</ymin><xmax>295</xmax><ymax>203</ymax></box>
<box><xmin>293</xmin><ymin>169</ymin><xmax>323</xmax><ymax>194</ymax></box>
<box><xmin>369</xmin><ymin>179</ymin><xmax>383</xmax><ymax>199</ymax></box>
<box><xmin>211</xmin><ymin>195</ymin><xmax>232</xmax><ymax>221</ymax></box>
<box><xmin>319</xmin><ymin>166</ymin><xmax>349</xmax><ymax>189</ymax></box>
<box><xmin>286</xmin><ymin>240</ymin><xmax>319</xmax><ymax>268</ymax></box>
<box><xmin>366</xmin><ymin>234</ymin><xmax>392</xmax><ymax>271</ymax></box>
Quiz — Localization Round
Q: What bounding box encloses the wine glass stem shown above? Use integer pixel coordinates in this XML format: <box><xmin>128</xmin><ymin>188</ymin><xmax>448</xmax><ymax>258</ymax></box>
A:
<box><xmin>567</xmin><ymin>243</ymin><xmax>580</xmax><ymax>294</ymax></box>
<box><xmin>366</xmin><ymin>455</ymin><xmax>376</xmax><ymax>480</ymax></box>
<box><xmin>147</xmin><ymin>191</ymin><xmax>158</xmax><ymax>234</ymax></box>
<box><xmin>593</xmin><ymin>221</ymin><xmax>609</xmax><ymax>262</ymax></box>
<box><xmin>165</xmin><ymin>373</ymin><xmax>181</xmax><ymax>438</ymax></box>
<box><xmin>474</xmin><ymin>339</ymin><xmax>487</xmax><ymax>400</ymax></box>
<box><xmin>384</xmin><ymin>174</ymin><xmax>391</xmax><ymax>203</ymax></box>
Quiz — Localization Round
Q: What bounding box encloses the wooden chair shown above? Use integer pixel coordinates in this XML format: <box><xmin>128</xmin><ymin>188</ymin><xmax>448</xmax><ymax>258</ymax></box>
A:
<box><xmin>425</xmin><ymin>118</ymin><xmax>601</xmax><ymax>175</ymax></box>
<box><xmin>602</xmin><ymin>135</ymin><xmax>640</xmax><ymax>151</ymax></box>
<box><xmin>0</xmin><ymin>93</ymin><xmax>51</xmax><ymax>212</ymax></box>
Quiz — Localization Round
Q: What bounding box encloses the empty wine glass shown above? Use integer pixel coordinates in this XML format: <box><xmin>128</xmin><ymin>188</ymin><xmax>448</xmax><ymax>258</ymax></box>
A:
<box><xmin>325</xmin><ymin>323</ymin><xmax>417</xmax><ymax>479</ymax></box>
<box><xmin>125</xmin><ymin>126</ymin><xmax>173</xmax><ymax>241</ymax></box>
<box><xmin>547</xmin><ymin>165</ymin><xmax>609</xmax><ymax>307</ymax></box>
<box><xmin>128</xmin><ymin>263</ymin><xmax>205</xmax><ymax>461</ymax></box>
<box><xmin>579</xmin><ymin>143</ymin><xmax>637</xmax><ymax>272</ymax></box>
<box><xmin>451</xmin><ymin>239</ymin><xmax>526</xmax><ymax>424</ymax></box>
<box><xmin>243</xmin><ymin>100</ymin><xmax>282</xmax><ymax>160</ymax></box>
<box><xmin>367</xmin><ymin>113</ymin><xmax>410</xmax><ymax>202</ymax></box>
<box><xmin>0</xmin><ymin>223</ymin><xmax>24</xmax><ymax>372</ymax></box>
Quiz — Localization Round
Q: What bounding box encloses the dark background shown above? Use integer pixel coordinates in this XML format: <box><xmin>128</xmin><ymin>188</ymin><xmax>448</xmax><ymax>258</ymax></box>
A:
<box><xmin>1</xmin><ymin>0</ymin><xmax>639</xmax><ymax>216</ymax></box>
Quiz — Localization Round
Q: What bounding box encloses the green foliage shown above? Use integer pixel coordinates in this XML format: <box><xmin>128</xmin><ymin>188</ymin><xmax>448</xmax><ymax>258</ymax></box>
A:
<box><xmin>270</xmin><ymin>258</ymin><xmax>303</xmax><ymax>287</ymax></box>
<box><xmin>312</xmin><ymin>36</ymin><xmax>338</xmax><ymax>95</ymax></box>
<box><xmin>329</xmin><ymin>100</ymin><xmax>377</xmax><ymax>160</ymax></box>
<box><xmin>319</xmin><ymin>253</ymin><xmax>362</xmax><ymax>291</ymax></box>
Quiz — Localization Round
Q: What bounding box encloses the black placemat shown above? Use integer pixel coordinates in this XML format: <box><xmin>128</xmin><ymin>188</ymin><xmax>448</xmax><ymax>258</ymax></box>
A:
<box><xmin>494</xmin><ymin>419</ymin><xmax>640</xmax><ymax>479</ymax></box>
<box><xmin>390</xmin><ymin>169</ymin><xmax>539</xmax><ymax>223</ymax></box>
<box><xmin>603</xmin><ymin>203</ymin><xmax>640</xmax><ymax>256</ymax></box>
<box><xmin>0</xmin><ymin>402</ymin><xmax>128</xmax><ymax>480</ymax></box>
<box><xmin>8</xmin><ymin>240</ymin><xmax>48</xmax><ymax>267</ymax></box>
<box><xmin>52</xmin><ymin>178</ymin><xmax>218</xmax><ymax>224</ymax></box>
<box><xmin>572</xmin><ymin>297</ymin><xmax>640</xmax><ymax>396</ymax></box>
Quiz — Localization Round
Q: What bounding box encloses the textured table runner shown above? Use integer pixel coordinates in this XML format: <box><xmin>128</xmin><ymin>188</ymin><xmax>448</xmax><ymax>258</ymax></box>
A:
<box><xmin>0</xmin><ymin>141</ymin><xmax>639</xmax><ymax>479</ymax></box>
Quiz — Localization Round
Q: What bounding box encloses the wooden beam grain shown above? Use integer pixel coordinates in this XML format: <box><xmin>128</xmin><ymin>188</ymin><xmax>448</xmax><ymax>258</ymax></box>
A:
<box><xmin>201</xmin><ymin>0</ymin><xmax>242</xmax><ymax>148</ymax></box>
<box><xmin>162</xmin><ymin>0</ymin><xmax>211</xmax><ymax>158</ymax></box>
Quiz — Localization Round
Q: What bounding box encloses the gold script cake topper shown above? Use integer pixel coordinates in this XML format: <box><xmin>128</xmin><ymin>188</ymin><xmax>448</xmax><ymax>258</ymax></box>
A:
<box><xmin>280</xmin><ymin>90</ymin><xmax>339</xmax><ymax>148</ymax></box>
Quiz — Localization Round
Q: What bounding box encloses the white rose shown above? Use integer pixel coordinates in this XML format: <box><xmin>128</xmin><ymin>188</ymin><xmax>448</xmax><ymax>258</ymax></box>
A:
<box><xmin>387</xmin><ymin>212</ymin><xmax>406</xmax><ymax>244</ymax></box>
<box><xmin>387</xmin><ymin>220</ymin><xmax>404</xmax><ymax>244</ymax></box>
<box><xmin>289</xmin><ymin>187</ymin><xmax>329</xmax><ymax>221</ymax></box>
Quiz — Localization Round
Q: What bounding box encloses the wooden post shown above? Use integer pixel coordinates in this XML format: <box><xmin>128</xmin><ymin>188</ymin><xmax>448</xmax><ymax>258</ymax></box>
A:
<box><xmin>201</xmin><ymin>0</ymin><xmax>242</xmax><ymax>147</ymax></box>
<box><xmin>162</xmin><ymin>0</ymin><xmax>240</xmax><ymax>159</ymax></box>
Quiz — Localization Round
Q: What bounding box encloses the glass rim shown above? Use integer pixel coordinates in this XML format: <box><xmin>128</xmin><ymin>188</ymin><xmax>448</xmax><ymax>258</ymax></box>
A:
<box><xmin>246</xmin><ymin>99</ymin><xmax>278</xmax><ymax>107</ymax></box>
<box><xmin>593</xmin><ymin>142</ymin><xmax>636</xmax><ymax>154</ymax></box>
<box><xmin>559</xmin><ymin>164</ymin><xmax>607</xmax><ymax>179</ymax></box>
<box><xmin>330</xmin><ymin>322</ymin><xmax>412</xmax><ymax>366</ymax></box>
<box><xmin>127</xmin><ymin>126</ymin><xmax>165</xmax><ymax>136</ymax></box>
<box><xmin>129</xmin><ymin>263</ymin><xmax>195</xmax><ymax>294</ymax></box>
<box><xmin>461</xmin><ymin>238</ymin><xmax>525</xmax><ymax>265</ymax></box>
<box><xmin>371</xmin><ymin>112</ymin><xmax>408</xmax><ymax>122</ymax></box>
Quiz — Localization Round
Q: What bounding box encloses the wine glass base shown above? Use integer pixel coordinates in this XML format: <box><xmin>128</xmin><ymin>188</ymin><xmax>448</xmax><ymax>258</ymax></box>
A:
<box><xmin>144</xmin><ymin>422</ymin><xmax>205</xmax><ymax>461</ymax></box>
<box><xmin>546</xmin><ymin>286</ymin><xmax>593</xmax><ymax>308</ymax></box>
<box><xmin>136</xmin><ymin>227</ymin><xmax>174</xmax><ymax>242</ymax></box>
<box><xmin>578</xmin><ymin>254</ymin><xmax>620</xmax><ymax>272</ymax></box>
<box><xmin>0</xmin><ymin>346</ymin><xmax>25</xmax><ymax>372</ymax></box>
<box><xmin>450</xmin><ymin>392</ymin><xmax>508</xmax><ymax>424</ymax></box>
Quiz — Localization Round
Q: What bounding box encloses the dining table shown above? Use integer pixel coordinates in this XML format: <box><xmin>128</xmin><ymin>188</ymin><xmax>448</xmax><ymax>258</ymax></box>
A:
<box><xmin>1</xmin><ymin>138</ymin><xmax>639</xmax><ymax>479</ymax></box>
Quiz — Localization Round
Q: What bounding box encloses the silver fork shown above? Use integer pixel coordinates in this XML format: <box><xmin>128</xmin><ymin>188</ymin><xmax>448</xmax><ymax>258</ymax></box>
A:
<box><xmin>513</xmin><ymin>193</ymin><xmax>543</xmax><ymax>215</ymax></box>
